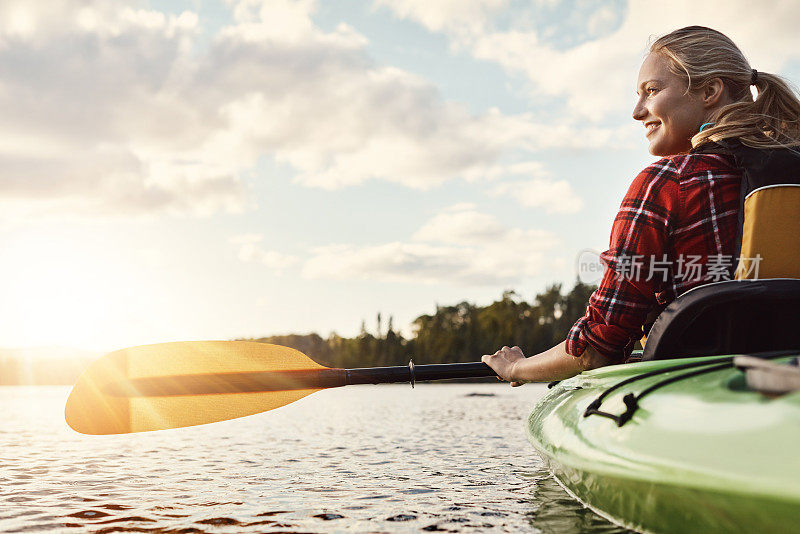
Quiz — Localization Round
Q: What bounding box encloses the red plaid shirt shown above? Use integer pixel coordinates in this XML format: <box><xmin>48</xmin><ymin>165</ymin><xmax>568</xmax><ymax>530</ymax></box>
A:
<box><xmin>566</xmin><ymin>153</ymin><xmax>741</xmax><ymax>362</ymax></box>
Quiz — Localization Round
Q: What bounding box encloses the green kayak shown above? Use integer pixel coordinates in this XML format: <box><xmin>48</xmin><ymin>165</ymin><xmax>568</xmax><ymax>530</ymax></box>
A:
<box><xmin>528</xmin><ymin>353</ymin><xmax>800</xmax><ymax>534</ymax></box>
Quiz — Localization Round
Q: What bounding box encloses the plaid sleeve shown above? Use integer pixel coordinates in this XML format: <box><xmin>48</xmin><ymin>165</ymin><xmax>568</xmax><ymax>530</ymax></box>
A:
<box><xmin>566</xmin><ymin>158</ymin><xmax>680</xmax><ymax>362</ymax></box>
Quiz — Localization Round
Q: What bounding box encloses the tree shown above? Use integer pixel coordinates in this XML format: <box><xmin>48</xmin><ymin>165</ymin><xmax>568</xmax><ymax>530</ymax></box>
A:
<box><xmin>249</xmin><ymin>280</ymin><xmax>597</xmax><ymax>369</ymax></box>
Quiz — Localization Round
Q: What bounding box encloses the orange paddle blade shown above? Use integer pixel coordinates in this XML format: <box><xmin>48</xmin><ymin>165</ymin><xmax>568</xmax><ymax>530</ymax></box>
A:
<box><xmin>65</xmin><ymin>341</ymin><xmax>333</xmax><ymax>435</ymax></box>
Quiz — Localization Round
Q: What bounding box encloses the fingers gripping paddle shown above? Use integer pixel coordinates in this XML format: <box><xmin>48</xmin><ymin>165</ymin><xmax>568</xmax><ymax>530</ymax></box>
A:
<box><xmin>65</xmin><ymin>341</ymin><xmax>496</xmax><ymax>435</ymax></box>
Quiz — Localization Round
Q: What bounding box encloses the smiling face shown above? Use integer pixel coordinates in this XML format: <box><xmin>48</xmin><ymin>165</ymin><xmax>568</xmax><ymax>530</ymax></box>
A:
<box><xmin>632</xmin><ymin>53</ymin><xmax>708</xmax><ymax>156</ymax></box>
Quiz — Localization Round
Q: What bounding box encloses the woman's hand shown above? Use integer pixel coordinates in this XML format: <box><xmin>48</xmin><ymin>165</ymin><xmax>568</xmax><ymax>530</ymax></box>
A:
<box><xmin>482</xmin><ymin>346</ymin><xmax>527</xmax><ymax>387</ymax></box>
<box><xmin>481</xmin><ymin>341</ymin><xmax>613</xmax><ymax>385</ymax></box>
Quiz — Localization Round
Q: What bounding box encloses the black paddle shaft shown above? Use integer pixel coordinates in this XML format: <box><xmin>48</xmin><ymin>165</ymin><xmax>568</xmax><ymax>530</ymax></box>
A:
<box><xmin>346</xmin><ymin>361</ymin><xmax>497</xmax><ymax>386</ymax></box>
<box><xmin>103</xmin><ymin>361</ymin><xmax>497</xmax><ymax>397</ymax></box>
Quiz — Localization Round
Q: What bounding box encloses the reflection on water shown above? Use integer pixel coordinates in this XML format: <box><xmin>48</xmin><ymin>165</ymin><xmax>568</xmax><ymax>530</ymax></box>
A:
<box><xmin>526</xmin><ymin>468</ymin><xmax>631</xmax><ymax>533</ymax></box>
<box><xmin>0</xmin><ymin>384</ymin><xmax>629</xmax><ymax>532</ymax></box>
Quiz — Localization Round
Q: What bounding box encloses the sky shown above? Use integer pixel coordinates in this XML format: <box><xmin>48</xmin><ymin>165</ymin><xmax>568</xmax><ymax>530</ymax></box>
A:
<box><xmin>3</xmin><ymin>0</ymin><xmax>800</xmax><ymax>353</ymax></box>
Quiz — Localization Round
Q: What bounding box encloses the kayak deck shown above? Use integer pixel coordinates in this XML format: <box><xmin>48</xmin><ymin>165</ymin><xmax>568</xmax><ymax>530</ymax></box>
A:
<box><xmin>528</xmin><ymin>354</ymin><xmax>800</xmax><ymax>534</ymax></box>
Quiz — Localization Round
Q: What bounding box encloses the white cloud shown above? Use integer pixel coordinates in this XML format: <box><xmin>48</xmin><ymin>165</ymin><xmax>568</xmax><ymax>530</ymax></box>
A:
<box><xmin>482</xmin><ymin>161</ymin><xmax>549</xmax><ymax>180</ymax></box>
<box><xmin>586</xmin><ymin>5</ymin><xmax>619</xmax><ymax>36</ymax></box>
<box><xmin>377</xmin><ymin>0</ymin><xmax>800</xmax><ymax>121</ymax></box>
<box><xmin>303</xmin><ymin>242</ymin><xmax>473</xmax><ymax>283</ymax></box>
<box><xmin>7</xmin><ymin>0</ymin><xmax>800</xmax><ymax>222</ymax></box>
<box><xmin>229</xmin><ymin>233</ymin><xmax>264</xmax><ymax>245</ymax></box>
<box><xmin>228</xmin><ymin>0</ymin><xmax>318</xmax><ymax>41</ymax></box>
<box><xmin>2</xmin><ymin>0</ymin><xmax>614</xmax><ymax>221</ymax></box>
<box><xmin>482</xmin><ymin>160</ymin><xmax>584</xmax><ymax>214</ymax></box>
<box><xmin>412</xmin><ymin>205</ymin><xmax>508</xmax><ymax>244</ymax></box>
<box><xmin>239</xmin><ymin>204</ymin><xmax>558</xmax><ymax>285</ymax></box>
<box><xmin>231</xmin><ymin>234</ymin><xmax>299</xmax><ymax>272</ymax></box>
<box><xmin>301</xmin><ymin>238</ymin><xmax>551</xmax><ymax>286</ymax></box>
<box><xmin>492</xmin><ymin>178</ymin><xmax>583</xmax><ymax>213</ymax></box>
<box><xmin>373</xmin><ymin>0</ymin><xmax>508</xmax><ymax>38</ymax></box>
<box><xmin>0</xmin><ymin>0</ymin><xmax>241</xmax><ymax>217</ymax></box>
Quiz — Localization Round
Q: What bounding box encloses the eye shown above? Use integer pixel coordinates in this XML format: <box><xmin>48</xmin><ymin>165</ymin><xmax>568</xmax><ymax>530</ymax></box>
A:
<box><xmin>646</xmin><ymin>87</ymin><xmax>659</xmax><ymax>95</ymax></box>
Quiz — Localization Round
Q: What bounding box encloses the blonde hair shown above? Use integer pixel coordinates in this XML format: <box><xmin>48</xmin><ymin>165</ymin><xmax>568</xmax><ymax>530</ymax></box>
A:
<box><xmin>650</xmin><ymin>26</ymin><xmax>800</xmax><ymax>149</ymax></box>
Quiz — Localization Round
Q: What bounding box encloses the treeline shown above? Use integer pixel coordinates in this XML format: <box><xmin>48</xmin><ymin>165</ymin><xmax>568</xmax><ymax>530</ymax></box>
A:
<box><xmin>246</xmin><ymin>281</ymin><xmax>595</xmax><ymax>368</ymax></box>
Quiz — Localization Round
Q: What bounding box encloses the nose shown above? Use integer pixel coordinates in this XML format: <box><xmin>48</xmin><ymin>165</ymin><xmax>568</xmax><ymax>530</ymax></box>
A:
<box><xmin>632</xmin><ymin>96</ymin><xmax>647</xmax><ymax>121</ymax></box>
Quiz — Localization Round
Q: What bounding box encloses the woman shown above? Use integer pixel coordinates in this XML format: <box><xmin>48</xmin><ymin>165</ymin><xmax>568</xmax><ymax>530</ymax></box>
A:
<box><xmin>483</xmin><ymin>26</ymin><xmax>800</xmax><ymax>385</ymax></box>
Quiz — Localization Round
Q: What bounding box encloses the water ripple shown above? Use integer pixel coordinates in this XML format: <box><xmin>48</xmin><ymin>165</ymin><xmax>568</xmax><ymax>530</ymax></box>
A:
<box><xmin>0</xmin><ymin>384</ymin><xmax>630</xmax><ymax>532</ymax></box>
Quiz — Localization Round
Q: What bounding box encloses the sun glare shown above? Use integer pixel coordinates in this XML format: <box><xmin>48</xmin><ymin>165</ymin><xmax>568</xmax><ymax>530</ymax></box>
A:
<box><xmin>0</xmin><ymin>232</ymin><xmax>148</xmax><ymax>352</ymax></box>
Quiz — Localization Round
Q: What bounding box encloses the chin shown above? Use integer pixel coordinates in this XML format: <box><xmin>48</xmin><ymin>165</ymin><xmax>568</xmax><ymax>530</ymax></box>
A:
<box><xmin>649</xmin><ymin>143</ymin><xmax>681</xmax><ymax>157</ymax></box>
<box><xmin>647</xmin><ymin>137</ymin><xmax>665</xmax><ymax>156</ymax></box>
<box><xmin>648</xmin><ymin>137</ymin><xmax>691</xmax><ymax>157</ymax></box>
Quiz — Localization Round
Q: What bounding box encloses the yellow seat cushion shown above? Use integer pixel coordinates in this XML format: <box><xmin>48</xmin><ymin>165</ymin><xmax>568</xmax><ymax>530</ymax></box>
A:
<box><xmin>736</xmin><ymin>185</ymin><xmax>800</xmax><ymax>279</ymax></box>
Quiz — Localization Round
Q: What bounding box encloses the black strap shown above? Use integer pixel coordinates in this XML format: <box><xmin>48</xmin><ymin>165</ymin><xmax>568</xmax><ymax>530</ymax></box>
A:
<box><xmin>582</xmin><ymin>350</ymin><xmax>798</xmax><ymax>427</ymax></box>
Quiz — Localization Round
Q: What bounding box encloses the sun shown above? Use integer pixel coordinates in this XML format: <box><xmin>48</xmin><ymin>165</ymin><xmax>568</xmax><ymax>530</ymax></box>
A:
<box><xmin>0</xmin><ymin>231</ymin><xmax>145</xmax><ymax>352</ymax></box>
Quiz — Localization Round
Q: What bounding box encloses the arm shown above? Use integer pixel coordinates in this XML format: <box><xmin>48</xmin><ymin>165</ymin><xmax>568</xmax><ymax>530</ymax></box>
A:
<box><xmin>483</xmin><ymin>159</ymin><xmax>681</xmax><ymax>384</ymax></box>
<box><xmin>566</xmin><ymin>159</ymin><xmax>680</xmax><ymax>360</ymax></box>
<box><xmin>481</xmin><ymin>342</ymin><xmax>614</xmax><ymax>385</ymax></box>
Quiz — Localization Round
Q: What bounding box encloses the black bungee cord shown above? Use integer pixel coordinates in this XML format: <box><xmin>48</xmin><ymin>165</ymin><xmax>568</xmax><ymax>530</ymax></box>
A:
<box><xmin>580</xmin><ymin>350</ymin><xmax>798</xmax><ymax>427</ymax></box>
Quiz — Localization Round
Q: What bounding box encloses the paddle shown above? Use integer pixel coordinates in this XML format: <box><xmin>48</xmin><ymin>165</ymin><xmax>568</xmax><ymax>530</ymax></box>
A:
<box><xmin>65</xmin><ymin>340</ymin><xmax>496</xmax><ymax>435</ymax></box>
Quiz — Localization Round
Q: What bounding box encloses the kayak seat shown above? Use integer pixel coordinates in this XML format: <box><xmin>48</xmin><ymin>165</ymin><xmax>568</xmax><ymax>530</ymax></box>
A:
<box><xmin>735</xmin><ymin>184</ymin><xmax>800</xmax><ymax>279</ymax></box>
<box><xmin>641</xmin><ymin>279</ymin><xmax>800</xmax><ymax>361</ymax></box>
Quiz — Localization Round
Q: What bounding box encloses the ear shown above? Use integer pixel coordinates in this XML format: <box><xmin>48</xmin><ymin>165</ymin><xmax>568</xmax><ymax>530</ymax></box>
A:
<box><xmin>702</xmin><ymin>78</ymin><xmax>726</xmax><ymax>108</ymax></box>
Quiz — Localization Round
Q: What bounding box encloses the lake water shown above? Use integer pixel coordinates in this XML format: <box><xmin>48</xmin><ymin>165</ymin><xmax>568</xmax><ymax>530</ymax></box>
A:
<box><xmin>1</xmin><ymin>384</ymin><xmax>628</xmax><ymax>533</ymax></box>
